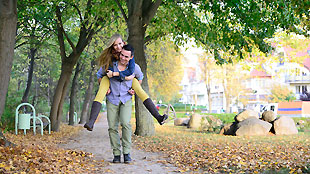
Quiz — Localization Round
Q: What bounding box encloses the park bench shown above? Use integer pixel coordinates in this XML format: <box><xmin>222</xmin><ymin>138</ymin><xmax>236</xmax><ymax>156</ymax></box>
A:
<box><xmin>15</xmin><ymin>103</ymin><xmax>51</xmax><ymax>135</ymax></box>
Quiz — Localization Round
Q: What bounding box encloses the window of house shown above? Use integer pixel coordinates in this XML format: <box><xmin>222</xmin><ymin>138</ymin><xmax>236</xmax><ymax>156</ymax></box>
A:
<box><xmin>296</xmin><ymin>85</ymin><xmax>308</xmax><ymax>94</ymax></box>
<box><xmin>296</xmin><ymin>86</ymin><xmax>301</xmax><ymax>94</ymax></box>
<box><xmin>302</xmin><ymin>86</ymin><xmax>307</xmax><ymax>93</ymax></box>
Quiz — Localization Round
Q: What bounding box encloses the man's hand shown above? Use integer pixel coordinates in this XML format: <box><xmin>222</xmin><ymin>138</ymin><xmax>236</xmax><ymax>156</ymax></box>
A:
<box><xmin>106</xmin><ymin>88</ymin><xmax>111</xmax><ymax>95</ymax></box>
<box><xmin>107</xmin><ymin>70</ymin><xmax>113</xmax><ymax>78</ymax></box>
<box><xmin>128</xmin><ymin>88</ymin><xmax>135</xmax><ymax>95</ymax></box>
<box><xmin>125</xmin><ymin>75</ymin><xmax>135</xmax><ymax>81</ymax></box>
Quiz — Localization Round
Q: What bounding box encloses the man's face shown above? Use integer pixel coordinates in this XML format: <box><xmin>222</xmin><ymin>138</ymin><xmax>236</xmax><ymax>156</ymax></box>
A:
<box><xmin>119</xmin><ymin>49</ymin><xmax>132</xmax><ymax>66</ymax></box>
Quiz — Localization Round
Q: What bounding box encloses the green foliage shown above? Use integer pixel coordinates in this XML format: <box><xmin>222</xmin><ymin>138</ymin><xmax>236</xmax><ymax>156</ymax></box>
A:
<box><xmin>172</xmin><ymin>103</ymin><xmax>208</xmax><ymax>112</ymax></box>
<box><xmin>270</xmin><ymin>84</ymin><xmax>296</xmax><ymax>102</ymax></box>
<box><xmin>201</xmin><ymin>113</ymin><xmax>235</xmax><ymax>124</ymax></box>
<box><xmin>1</xmin><ymin>90</ymin><xmax>23</xmax><ymax>131</ymax></box>
<box><xmin>292</xmin><ymin>117</ymin><xmax>310</xmax><ymax>132</ymax></box>
<box><xmin>148</xmin><ymin>0</ymin><xmax>303</xmax><ymax>63</ymax></box>
<box><xmin>146</xmin><ymin>37</ymin><xmax>184</xmax><ymax>102</ymax></box>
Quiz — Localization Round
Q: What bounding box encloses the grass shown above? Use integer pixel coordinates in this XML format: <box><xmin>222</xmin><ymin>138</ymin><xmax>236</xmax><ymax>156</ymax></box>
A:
<box><xmin>132</xmin><ymin>122</ymin><xmax>310</xmax><ymax>173</ymax></box>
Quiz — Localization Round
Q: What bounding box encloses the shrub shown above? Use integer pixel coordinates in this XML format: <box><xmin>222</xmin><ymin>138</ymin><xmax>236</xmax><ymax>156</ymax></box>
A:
<box><xmin>1</xmin><ymin>90</ymin><xmax>23</xmax><ymax>131</ymax></box>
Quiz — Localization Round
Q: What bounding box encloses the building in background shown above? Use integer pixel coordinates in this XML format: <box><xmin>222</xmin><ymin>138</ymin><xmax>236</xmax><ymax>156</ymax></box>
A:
<box><xmin>179</xmin><ymin>43</ymin><xmax>310</xmax><ymax>113</ymax></box>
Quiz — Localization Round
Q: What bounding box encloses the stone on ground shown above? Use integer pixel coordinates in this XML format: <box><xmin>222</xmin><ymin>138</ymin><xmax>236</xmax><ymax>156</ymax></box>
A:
<box><xmin>273</xmin><ymin>116</ymin><xmax>298</xmax><ymax>135</ymax></box>
<box><xmin>235</xmin><ymin>110</ymin><xmax>260</xmax><ymax>122</ymax></box>
<box><xmin>219</xmin><ymin>122</ymin><xmax>238</xmax><ymax>135</ymax></box>
<box><xmin>174</xmin><ymin>118</ymin><xmax>190</xmax><ymax>126</ymax></box>
<box><xmin>235</xmin><ymin>117</ymin><xmax>272</xmax><ymax>136</ymax></box>
<box><xmin>262</xmin><ymin>110</ymin><xmax>277</xmax><ymax>122</ymax></box>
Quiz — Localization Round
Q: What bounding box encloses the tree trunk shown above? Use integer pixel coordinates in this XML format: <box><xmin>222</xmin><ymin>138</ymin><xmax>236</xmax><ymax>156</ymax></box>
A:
<box><xmin>0</xmin><ymin>0</ymin><xmax>17</xmax><ymax>118</ymax></box>
<box><xmin>223</xmin><ymin>81</ymin><xmax>231</xmax><ymax>113</ymax></box>
<box><xmin>207</xmin><ymin>86</ymin><xmax>212</xmax><ymax>112</ymax></box>
<box><xmin>21</xmin><ymin>48</ymin><xmax>37</xmax><ymax>103</ymax></box>
<box><xmin>80</xmin><ymin>60</ymin><xmax>95</xmax><ymax>124</ymax></box>
<box><xmin>127</xmin><ymin>14</ymin><xmax>155</xmax><ymax>136</ymax></box>
<box><xmin>0</xmin><ymin>0</ymin><xmax>17</xmax><ymax>146</ymax></box>
<box><xmin>68</xmin><ymin>62</ymin><xmax>81</xmax><ymax>125</ymax></box>
<box><xmin>50</xmin><ymin>63</ymin><xmax>74</xmax><ymax>131</ymax></box>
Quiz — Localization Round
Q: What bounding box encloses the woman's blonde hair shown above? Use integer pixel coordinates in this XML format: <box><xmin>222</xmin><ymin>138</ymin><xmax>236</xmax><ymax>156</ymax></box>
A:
<box><xmin>98</xmin><ymin>34</ymin><xmax>123</xmax><ymax>71</ymax></box>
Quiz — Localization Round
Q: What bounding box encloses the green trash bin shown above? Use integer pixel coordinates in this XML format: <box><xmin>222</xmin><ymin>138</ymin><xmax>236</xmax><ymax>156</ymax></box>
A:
<box><xmin>18</xmin><ymin>113</ymin><xmax>31</xmax><ymax>129</ymax></box>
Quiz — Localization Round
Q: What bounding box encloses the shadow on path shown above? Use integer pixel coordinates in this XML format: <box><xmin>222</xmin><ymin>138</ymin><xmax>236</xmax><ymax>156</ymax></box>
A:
<box><xmin>59</xmin><ymin>112</ymin><xmax>180</xmax><ymax>174</ymax></box>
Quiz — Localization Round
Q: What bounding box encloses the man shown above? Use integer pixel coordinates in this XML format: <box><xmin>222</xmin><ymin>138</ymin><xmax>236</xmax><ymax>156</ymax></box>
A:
<box><xmin>105</xmin><ymin>44</ymin><xmax>142</xmax><ymax>163</ymax></box>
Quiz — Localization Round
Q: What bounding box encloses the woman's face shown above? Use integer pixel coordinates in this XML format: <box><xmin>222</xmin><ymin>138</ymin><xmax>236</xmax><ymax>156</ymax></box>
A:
<box><xmin>113</xmin><ymin>37</ymin><xmax>124</xmax><ymax>53</ymax></box>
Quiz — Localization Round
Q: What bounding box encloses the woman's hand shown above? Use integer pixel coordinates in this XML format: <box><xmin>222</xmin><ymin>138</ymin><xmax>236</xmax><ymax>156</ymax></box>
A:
<box><xmin>107</xmin><ymin>70</ymin><xmax>113</xmax><ymax>78</ymax></box>
<box><xmin>106</xmin><ymin>88</ymin><xmax>111</xmax><ymax>95</ymax></box>
<box><xmin>125</xmin><ymin>75</ymin><xmax>135</xmax><ymax>81</ymax></box>
<box><xmin>128</xmin><ymin>88</ymin><xmax>135</xmax><ymax>95</ymax></box>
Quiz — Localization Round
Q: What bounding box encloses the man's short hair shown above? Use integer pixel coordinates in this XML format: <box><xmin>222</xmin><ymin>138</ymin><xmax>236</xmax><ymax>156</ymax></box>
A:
<box><xmin>123</xmin><ymin>44</ymin><xmax>134</xmax><ymax>57</ymax></box>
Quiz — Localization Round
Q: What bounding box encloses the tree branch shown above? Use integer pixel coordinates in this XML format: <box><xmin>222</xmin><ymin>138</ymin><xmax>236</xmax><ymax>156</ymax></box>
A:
<box><xmin>142</xmin><ymin>0</ymin><xmax>162</xmax><ymax>26</ymax></box>
<box><xmin>56</xmin><ymin>6</ymin><xmax>67</xmax><ymax>59</ymax></box>
<box><xmin>114</xmin><ymin>0</ymin><xmax>128</xmax><ymax>23</ymax></box>
<box><xmin>71</xmin><ymin>3</ymin><xmax>85</xmax><ymax>28</ymax></box>
<box><xmin>144</xmin><ymin>32</ymin><xmax>167</xmax><ymax>45</ymax></box>
<box><xmin>56</xmin><ymin>6</ymin><xmax>77</xmax><ymax>54</ymax></box>
<box><xmin>15</xmin><ymin>41</ymin><xmax>28</xmax><ymax>49</ymax></box>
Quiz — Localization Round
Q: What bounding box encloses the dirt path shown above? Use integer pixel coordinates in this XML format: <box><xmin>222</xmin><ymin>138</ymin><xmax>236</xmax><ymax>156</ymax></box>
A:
<box><xmin>59</xmin><ymin>112</ymin><xmax>180</xmax><ymax>174</ymax></box>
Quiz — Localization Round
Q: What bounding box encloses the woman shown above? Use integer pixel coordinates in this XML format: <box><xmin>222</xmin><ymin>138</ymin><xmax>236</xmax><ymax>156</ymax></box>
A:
<box><xmin>84</xmin><ymin>34</ymin><xmax>168</xmax><ymax>131</ymax></box>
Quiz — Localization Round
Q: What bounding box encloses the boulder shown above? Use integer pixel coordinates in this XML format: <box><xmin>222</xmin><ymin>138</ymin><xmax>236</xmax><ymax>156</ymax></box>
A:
<box><xmin>235</xmin><ymin>117</ymin><xmax>272</xmax><ymax>136</ymax></box>
<box><xmin>174</xmin><ymin>118</ymin><xmax>190</xmax><ymax>126</ymax></box>
<box><xmin>273</xmin><ymin>116</ymin><xmax>298</xmax><ymax>135</ymax></box>
<box><xmin>262</xmin><ymin>111</ymin><xmax>277</xmax><ymax>122</ymax></box>
<box><xmin>235</xmin><ymin>110</ymin><xmax>260</xmax><ymax>122</ymax></box>
<box><xmin>188</xmin><ymin>114</ymin><xmax>223</xmax><ymax>131</ymax></box>
<box><xmin>205</xmin><ymin>115</ymin><xmax>223</xmax><ymax>127</ymax></box>
<box><xmin>219</xmin><ymin>122</ymin><xmax>238</xmax><ymax>135</ymax></box>
<box><xmin>187</xmin><ymin>114</ymin><xmax>204</xmax><ymax>129</ymax></box>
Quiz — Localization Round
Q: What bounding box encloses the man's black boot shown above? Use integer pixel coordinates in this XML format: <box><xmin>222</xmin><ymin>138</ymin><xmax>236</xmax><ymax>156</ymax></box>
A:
<box><xmin>84</xmin><ymin>101</ymin><xmax>102</xmax><ymax>131</ymax></box>
<box><xmin>143</xmin><ymin>98</ymin><xmax>168</xmax><ymax>125</ymax></box>
<box><xmin>113</xmin><ymin>155</ymin><xmax>121</xmax><ymax>163</ymax></box>
<box><xmin>123</xmin><ymin>154</ymin><xmax>132</xmax><ymax>163</ymax></box>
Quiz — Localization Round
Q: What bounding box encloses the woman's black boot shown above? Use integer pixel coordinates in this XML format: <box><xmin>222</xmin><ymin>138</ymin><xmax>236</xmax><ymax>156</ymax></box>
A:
<box><xmin>84</xmin><ymin>101</ymin><xmax>102</xmax><ymax>131</ymax></box>
<box><xmin>143</xmin><ymin>98</ymin><xmax>168</xmax><ymax>125</ymax></box>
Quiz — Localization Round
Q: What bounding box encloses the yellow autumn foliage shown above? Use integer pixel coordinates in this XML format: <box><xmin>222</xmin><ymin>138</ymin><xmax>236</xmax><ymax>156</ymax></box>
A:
<box><xmin>146</xmin><ymin>38</ymin><xmax>184</xmax><ymax>102</ymax></box>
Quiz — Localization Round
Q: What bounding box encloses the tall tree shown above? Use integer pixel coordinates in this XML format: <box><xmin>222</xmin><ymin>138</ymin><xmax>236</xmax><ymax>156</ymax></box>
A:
<box><xmin>0</xmin><ymin>0</ymin><xmax>17</xmax><ymax>146</ymax></box>
<box><xmin>146</xmin><ymin>38</ymin><xmax>184</xmax><ymax>102</ymax></box>
<box><xmin>114</xmin><ymin>0</ymin><xmax>302</xmax><ymax>135</ymax></box>
<box><xmin>50</xmin><ymin>0</ymin><xmax>116</xmax><ymax>131</ymax></box>
<box><xmin>115</xmin><ymin>0</ymin><xmax>163</xmax><ymax>136</ymax></box>
<box><xmin>79</xmin><ymin>60</ymin><xmax>96</xmax><ymax>124</ymax></box>
<box><xmin>198</xmin><ymin>53</ymin><xmax>218</xmax><ymax>112</ymax></box>
<box><xmin>68</xmin><ymin>62</ymin><xmax>83</xmax><ymax>125</ymax></box>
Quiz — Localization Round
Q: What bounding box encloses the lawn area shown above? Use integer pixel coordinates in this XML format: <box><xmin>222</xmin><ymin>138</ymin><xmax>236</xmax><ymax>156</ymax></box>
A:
<box><xmin>133</xmin><ymin>124</ymin><xmax>310</xmax><ymax>173</ymax></box>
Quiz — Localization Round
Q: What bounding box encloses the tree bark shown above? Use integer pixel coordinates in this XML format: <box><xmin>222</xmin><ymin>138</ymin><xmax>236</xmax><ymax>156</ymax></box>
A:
<box><xmin>127</xmin><ymin>3</ymin><xmax>155</xmax><ymax>136</ymax></box>
<box><xmin>0</xmin><ymin>0</ymin><xmax>17</xmax><ymax>117</ymax></box>
<box><xmin>0</xmin><ymin>0</ymin><xmax>17</xmax><ymax>146</ymax></box>
<box><xmin>21</xmin><ymin>48</ymin><xmax>37</xmax><ymax>104</ymax></box>
<box><xmin>68</xmin><ymin>62</ymin><xmax>82</xmax><ymax>125</ymax></box>
<box><xmin>80</xmin><ymin>60</ymin><xmax>95</xmax><ymax>124</ymax></box>
<box><xmin>50</xmin><ymin>62</ymin><xmax>74</xmax><ymax>131</ymax></box>
<box><xmin>207</xmin><ymin>86</ymin><xmax>212</xmax><ymax>112</ymax></box>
